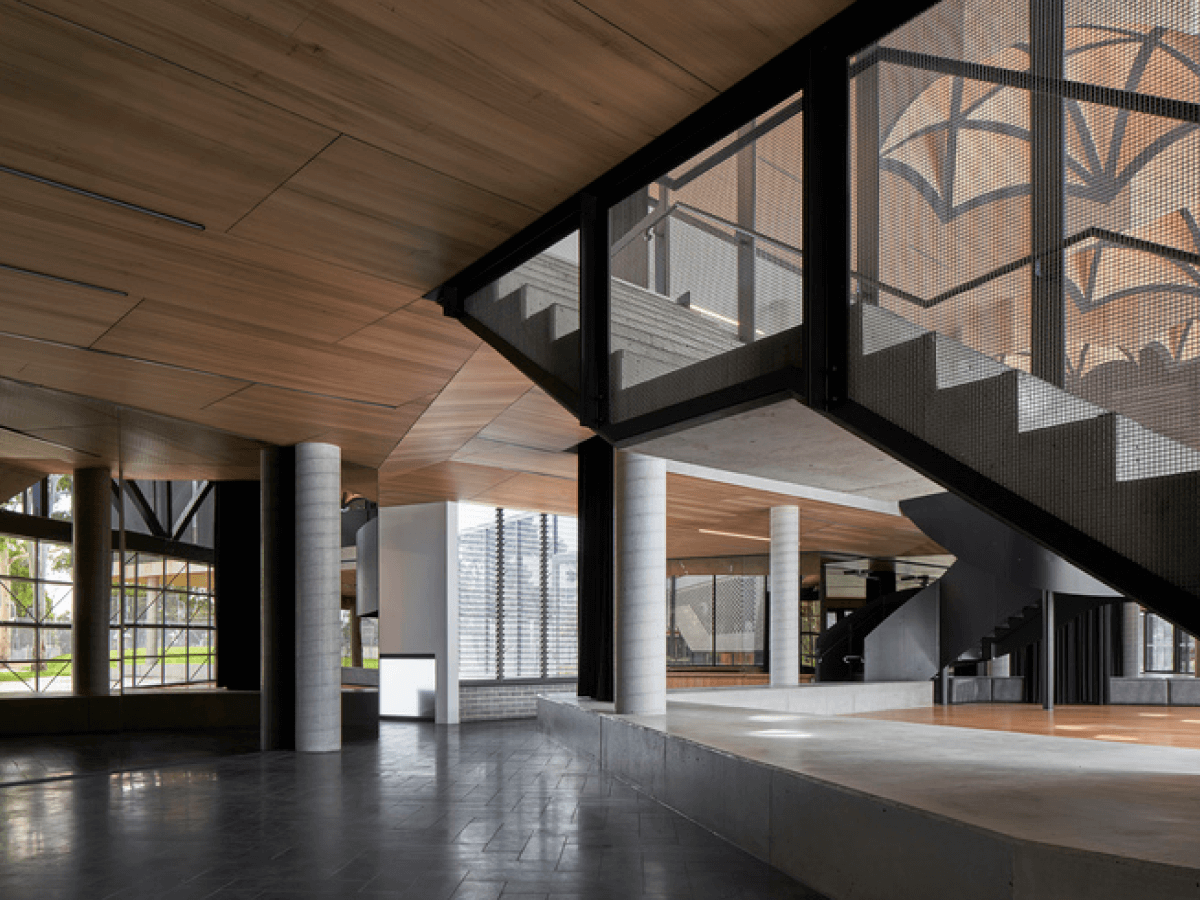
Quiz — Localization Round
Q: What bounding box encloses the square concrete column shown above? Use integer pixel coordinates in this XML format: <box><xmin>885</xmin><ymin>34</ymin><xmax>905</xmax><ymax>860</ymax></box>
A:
<box><xmin>295</xmin><ymin>442</ymin><xmax>341</xmax><ymax>752</ymax></box>
<box><xmin>769</xmin><ymin>506</ymin><xmax>800</xmax><ymax>687</ymax></box>
<box><xmin>614</xmin><ymin>451</ymin><xmax>666</xmax><ymax>715</ymax></box>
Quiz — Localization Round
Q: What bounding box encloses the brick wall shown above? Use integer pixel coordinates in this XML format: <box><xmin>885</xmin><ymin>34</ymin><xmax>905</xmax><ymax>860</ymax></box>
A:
<box><xmin>459</xmin><ymin>682</ymin><xmax>576</xmax><ymax>722</ymax></box>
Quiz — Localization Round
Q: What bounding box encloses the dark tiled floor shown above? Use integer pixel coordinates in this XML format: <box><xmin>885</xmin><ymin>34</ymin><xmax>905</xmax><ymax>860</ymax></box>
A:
<box><xmin>0</xmin><ymin>721</ymin><xmax>827</xmax><ymax>900</ymax></box>
<box><xmin>0</xmin><ymin>730</ymin><xmax>260</xmax><ymax>786</ymax></box>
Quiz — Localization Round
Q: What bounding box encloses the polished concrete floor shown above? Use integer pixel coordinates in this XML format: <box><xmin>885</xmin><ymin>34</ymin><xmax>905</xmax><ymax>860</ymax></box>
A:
<box><xmin>631</xmin><ymin>699</ymin><xmax>1200</xmax><ymax>872</ymax></box>
<box><xmin>0</xmin><ymin>721</ymin><xmax>826</xmax><ymax>900</ymax></box>
<box><xmin>853</xmin><ymin>703</ymin><xmax>1200</xmax><ymax>749</ymax></box>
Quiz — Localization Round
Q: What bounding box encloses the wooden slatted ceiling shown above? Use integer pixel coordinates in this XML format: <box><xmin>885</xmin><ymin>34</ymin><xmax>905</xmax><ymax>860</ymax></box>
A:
<box><xmin>0</xmin><ymin>0</ymin><xmax>861</xmax><ymax>518</ymax></box>
<box><xmin>665</xmin><ymin>473</ymin><xmax>945</xmax><ymax>559</ymax></box>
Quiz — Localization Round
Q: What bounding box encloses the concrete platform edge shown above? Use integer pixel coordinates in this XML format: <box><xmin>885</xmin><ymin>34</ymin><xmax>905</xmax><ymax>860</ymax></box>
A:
<box><xmin>537</xmin><ymin>695</ymin><xmax>1200</xmax><ymax>900</ymax></box>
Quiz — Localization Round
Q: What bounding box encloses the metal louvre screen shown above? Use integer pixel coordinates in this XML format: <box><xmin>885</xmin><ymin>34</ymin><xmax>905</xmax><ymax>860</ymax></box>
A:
<box><xmin>501</xmin><ymin>509</ymin><xmax>542</xmax><ymax>679</ymax></box>
<box><xmin>545</xmin><ymin>515</ymin><xmax>578</xmax><ymax>678</ymax></box>
<box><xmin>609</xmin><ymin>94</ymin><xmax>804</xmax><ymax>422</ymax></box>
<box><xmin>463</xmin><ymin>233</ymin><xmax>581</xmax><ymax>397</ymax></box>
<box><xmin>458</xmin><ymin>505</ymin><xmax>578</xmax><ymax>682</ymax></box>
<box><xmin>457</xmin><ymin>506</ymin><xmax>498</xmax><ymax>680</ymax></box>
<box><xmin>850</xmin><ymin>0</ymin><xmax>1200</xmax><ymax>597</ymax></box>
<box><xmin>666</xmin><ymin>575</ymin><xmax>766</xmax><ymax>667</ymax></box>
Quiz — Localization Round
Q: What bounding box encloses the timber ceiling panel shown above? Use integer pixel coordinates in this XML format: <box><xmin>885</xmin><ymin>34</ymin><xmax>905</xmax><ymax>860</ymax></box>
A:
<box><xmin>0</xmin><ymin>0</ymin><xmax>884</xmax><ymax>523</ymax></box>
<box><xmin>580</xmin><ymin>0</ymin><xmax>855</xmax><ymax>91</ymax></box>
<box><xmin>0</xmin><ymin>335</ymin><xmax>249</xmax><ymax>418</ymax></box>
<box><xmin>665</xmin><ymin>473</ymin><xmax>945</xmax><ymax>559</ymax></box>
<box><xmin>452</xmin><ymin>438</ymin><xmax>578</xmax><ymax>480</ymax></box>
<box><xmin>476</xmin><ymin>389</ymin><xmax>594</xmax><ymax>452</ymax></box>
<box><xmin>0</xmin><ymin>2</ymin><xmax>335</xmax><ymax>231</ymax></box>
<box><xmin>26</xmin><ymin>0</ymin><xmax>716</xmax><ymax>211</ymax></box>
<box><xmin>0</xmin><ymin>176</ymin><xmax>413</xmax><ymax>343</ymax></box>
<box><xmin>230</xmin><ymin>137</ymin><xmax>540</xmax><ymax>285</ymax></box>
<box><xmin>379</xmin><ymin>345</ymin><xmax>532</xmax><ymax>477</ymax></box>
<box><xmin>92</xmin><ymin>299</ymin><xmax>458</xmax><ymax>407</ymax></box>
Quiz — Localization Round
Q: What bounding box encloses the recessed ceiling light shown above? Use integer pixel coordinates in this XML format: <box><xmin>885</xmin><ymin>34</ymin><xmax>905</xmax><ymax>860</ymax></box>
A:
<box><xmin>0</xmin><ymin>164</ymin><xmax>204</xmax><ymax>230</ymax></box>
<box><xmin>0</xmin><ymin>261</ymin><xmax>126</xmax><ymax>296</ymax></box>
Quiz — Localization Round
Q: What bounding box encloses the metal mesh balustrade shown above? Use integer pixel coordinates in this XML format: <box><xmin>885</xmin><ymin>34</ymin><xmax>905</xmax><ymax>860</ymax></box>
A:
<box><xmin>666</xmin><ymin>575</ymin><xmax>766</xmax><ymax>667</ymax></box>
<box><xmin>848</xmin><ymin>0</ymin><xmax>1200</xmax><ymax>601</ymax></box>
<box><xmin>463</xmin><ymin>233</ymin><xmax>581</xmax><ymax>401</ymax></box>
<box><xmin>609</xmin><ymin>94</ymin><xmax>804</xmax><ymax>422</ymax></box>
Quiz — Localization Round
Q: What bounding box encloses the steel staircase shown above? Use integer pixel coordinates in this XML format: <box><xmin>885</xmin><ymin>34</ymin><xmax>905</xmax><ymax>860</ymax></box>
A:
<box><xmin>851</xmin><ymin>301</ymin><xmax>1200</xmax><ymax>635</ymax></box>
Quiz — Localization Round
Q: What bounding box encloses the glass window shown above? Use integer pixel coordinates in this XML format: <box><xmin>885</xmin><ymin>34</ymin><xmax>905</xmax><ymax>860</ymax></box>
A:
<box><xmin>0</xmin><ymin>533</ymin><xmax>74</xmax><ymax>694</ymax></box>
<box><xmin>1145</xmin><ymin>611</ymin><xmax>1176</xmax><ymax>673</ymax></box>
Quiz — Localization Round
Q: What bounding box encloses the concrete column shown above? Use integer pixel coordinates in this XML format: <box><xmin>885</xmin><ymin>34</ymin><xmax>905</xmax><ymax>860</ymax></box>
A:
<box><xmin>614</xmin><ymin>452</ymin><xmax>666</xmax><ymax>715</ymax></box>
<box><xmin>1122</xmin><ymin>601</ymin><xmax>1142</xmax><ymax>677</ymax></box>
<box><xmin>769</xmin><ymin>506</ymin><xmax>800</xmax><ymax>687</ymax></box>
<box><xmin>294</xmin><ymin>443</ymin><xmax>341</xmax><ymax>752</ymax></box>
<box><xmin>72</xmin><ymin>467</ymin><xmax>112</xmax><ymax>697</ymax></box>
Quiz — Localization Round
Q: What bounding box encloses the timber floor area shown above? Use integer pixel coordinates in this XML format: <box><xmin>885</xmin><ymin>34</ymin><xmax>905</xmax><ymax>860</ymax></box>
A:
<box><xmin>852</xmin><ymin>703</ymin><xmax>1200</xmax><ymax>750</ymax></box>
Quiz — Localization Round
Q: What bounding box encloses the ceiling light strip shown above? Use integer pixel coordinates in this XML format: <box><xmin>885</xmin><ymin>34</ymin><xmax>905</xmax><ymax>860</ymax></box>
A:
<box><xmin>698</xmin><ymin>528</ymin><xmax>771</xmax><ymax>542</ymax></box>
<box><xmin>0</xmin><ymin>261</ymin><xmax>128</xmax><ymax>296</ymax></box>
<box><xmin>0</xmin><ymin>164</ymin><xmax>205</xmax><ymax>230</ymax></box>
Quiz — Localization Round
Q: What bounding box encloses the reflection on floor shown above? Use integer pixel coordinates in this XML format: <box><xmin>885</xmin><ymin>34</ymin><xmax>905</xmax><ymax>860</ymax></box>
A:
<box><xmin>851</xmin><ymin>703</ymin><xmax>1200</xmax><ymax>750</ymax></box>
<box><xmin>0</xmin><ymin>721</ymin><xmax>826</xmax><ymax>900</ymax></box>
<box><xmin>0</xmin><ymin>729</ymin><xmax>260</xmax><ymax>786</ymax></box>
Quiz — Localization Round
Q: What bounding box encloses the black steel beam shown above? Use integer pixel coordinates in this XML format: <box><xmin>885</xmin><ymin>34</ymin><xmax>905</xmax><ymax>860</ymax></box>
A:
<box><xmin>826</xmin><ymin>399</ymin><xmax>1200</xmax><ymax>638</ymax></box>
<box><xmin>601</xmin><ymin>372</ymin><xmax>803</xmax><ymax>447</ymax></box>
<box><xmin>803</xmin><ymin>40</ymin><xmax>851</xmax><ymax>410</ymax></box>
<box><xmin>858</xmin><ymin>47</ymin><xmax>1200</xmax><ymax>125</ymax></box>
<box><xmin>576</xmin><ymin>437</ymin><xmax>614</xmax><ymax>702</ymax></box>
<box><xmin>1031</xmin><ymin>0</ymin><xmax>1066</xmax><ymax>386</ymax></box>
<box><xmin>124</xmin><ymin>480</ymin><xmax>167</xmax><ymax>539</ymax></box>
<box><xmin>172</xmin><ymin>481</ymin><xmax>213</xmax><ymax>542</ymax></box>
<box><xmin>579</xmin><ymin>193</ymin><xmax>611</xmax><ymax>429</ymax></box>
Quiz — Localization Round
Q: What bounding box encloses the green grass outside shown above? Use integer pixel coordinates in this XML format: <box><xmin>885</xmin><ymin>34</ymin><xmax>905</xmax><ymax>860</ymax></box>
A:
<box><xmin>4</xmin><ymin>651</ymin><xmax>378</xmax><ymax>683</ymax></box>
<box><xmin>0</xmin><ymin>648</ymin><xmax>215</xmax><ymax>684</ymax></box>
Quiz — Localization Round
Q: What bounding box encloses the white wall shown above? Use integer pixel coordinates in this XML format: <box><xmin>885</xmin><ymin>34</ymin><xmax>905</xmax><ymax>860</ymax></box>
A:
<box><xmin>378</xmin><ymin>503</ymin><xmax>459</xmax><ymax>724</ymax></box>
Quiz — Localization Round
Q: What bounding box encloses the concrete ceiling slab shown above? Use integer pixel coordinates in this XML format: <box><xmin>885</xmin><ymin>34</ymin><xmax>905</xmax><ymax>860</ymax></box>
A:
<box><xmin>632</xmin><ymin>399</ymin><xmax>942</xmax><ymax>502</ymax></box>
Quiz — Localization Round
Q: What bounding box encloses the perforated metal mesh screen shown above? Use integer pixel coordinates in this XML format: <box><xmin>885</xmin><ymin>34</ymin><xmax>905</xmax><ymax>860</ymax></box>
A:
<box><xmin>667</xmin><ymin>575</ymin><xmax>765</xmax><ymax>666</ymax></box>
<box><xmin>850</xmin><ymin>0</ymin><xmax>1200</xmax><ymax>596</ymax></box>
<box><xmin>463</xmin><ymin>233</ymin><xmax>581</xmax><ymax>394</ymax></box>
<box><xmin>609</xmin><ymin>95</ymin><xmax>804</xmax><ymax>422</ymax></box>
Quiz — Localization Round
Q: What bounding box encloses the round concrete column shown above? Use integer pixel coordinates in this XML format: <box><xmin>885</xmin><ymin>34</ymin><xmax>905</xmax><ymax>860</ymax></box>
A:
<box><xmin>73</xmin><ymin>467</ymin><xmax>112</xmax><ymax>697</ymax></box>
<box><xmin>769</xmin><ymin>506</ymin><xmax>799</xmax><ymax>687</ymax></box>
<box><xmin>294</xmin><ymin>442</ymin><xmax>341</xmax><ymax>752</ymax></box>
<box><xmin>614</xmin><ymin>452</ymin><xmax>666</xmax><ymax>715</ymax></box>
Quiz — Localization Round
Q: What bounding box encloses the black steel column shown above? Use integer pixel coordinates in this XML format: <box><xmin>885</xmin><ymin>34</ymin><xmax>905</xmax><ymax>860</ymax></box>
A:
<box><xmin>803</xmin><ymin>41</ymin><xmax>851</xmax><ymax>409</ymax></box>
<box><xmin>72</xmin><ymin>467</ymin><xmax>112</xmax><ymax>697</ymax></box>
<box><xmin>1031</xmin><ymin>0</ymin><xmax>1066</xmax><ymax>386</ymax></box>
<box><xmin>576</xmin><ymin>436</ymin><xmax>614</xmax><ymax>701</ymax></box>
<box><xmin>737</xmin><ymin>123</ymin><xmax>758</xmax><ymax>343</ymax></box>
<box><xmin>261</xmin><ymin>447</ymin><xmax>296</xmax><ymax>750</ymax></box>
<box><xmin>855</xmin><ymin>62</ymin><xmax>881</xmax><ymax>307</ymax></box>
<box><xmin>214</xmin><ymin>480</ymin><xmax>261</xmax><ymax>691</ymax></box>
<box><xmin>580</xmin><ymin>193</ymin><xmax>611</xmax><ymax>429</ymax></box>
<box><xmin>1042</xmin><ymin>589</ymin><xmax>1056</xmax><ymax>710</ymax></box>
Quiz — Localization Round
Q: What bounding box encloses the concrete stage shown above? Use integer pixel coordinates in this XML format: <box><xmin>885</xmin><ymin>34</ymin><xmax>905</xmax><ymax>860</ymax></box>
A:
<box><xmin>539</xmin><ymin>689</ymin><xmax>1200</xmax><ymax>900</ymax></box>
